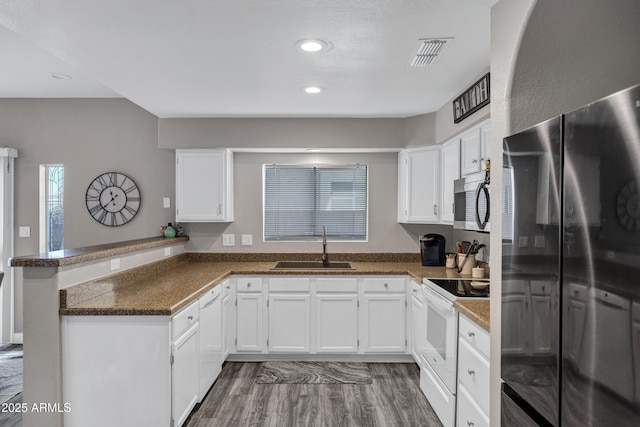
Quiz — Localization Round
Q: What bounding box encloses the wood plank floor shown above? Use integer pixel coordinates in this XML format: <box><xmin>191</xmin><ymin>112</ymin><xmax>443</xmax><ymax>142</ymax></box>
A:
<box><xmin>186</xmin><ymin>362</ymin><xmax>443</xmax><ymax>427</ymax></box>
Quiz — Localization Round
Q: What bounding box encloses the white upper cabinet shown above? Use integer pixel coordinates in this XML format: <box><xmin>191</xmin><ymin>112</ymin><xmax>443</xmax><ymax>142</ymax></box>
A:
<box><xmin>398</xmin><ymin>119</ymin><xmax>490</xmax><ymax>225</ymax></box>
<box><xmin>440</xmin><ymin>138</ymin><xmax>460</xmax><ymax>224</ymax></box>
<box><xmin>460</xmin><ymin>119</ymin><xmax>491</xmax><ymax>176</ymax></box>
<box><xmin>176</xmin><ymin>149</ymin><xmax>234</xmax><ymax>222</ymax></box>
<box><xmin>398</xmin><ymin>146</ymin><xmax>441</xmax><ymax>223</ymax></box>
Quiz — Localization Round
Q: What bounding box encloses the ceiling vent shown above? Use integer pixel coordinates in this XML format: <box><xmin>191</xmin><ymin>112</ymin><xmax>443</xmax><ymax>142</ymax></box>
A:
<box><xmin>409</xmin><ymin>38</ymin><xmax>453</xmax><ymax>67</ymax></box>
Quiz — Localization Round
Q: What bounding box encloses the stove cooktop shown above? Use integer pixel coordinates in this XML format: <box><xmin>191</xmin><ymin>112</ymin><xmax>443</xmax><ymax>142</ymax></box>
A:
<box><xmin>424</xmin><ymin>278</ymin><xmax>490</xmax><ymax>299</ymax></box>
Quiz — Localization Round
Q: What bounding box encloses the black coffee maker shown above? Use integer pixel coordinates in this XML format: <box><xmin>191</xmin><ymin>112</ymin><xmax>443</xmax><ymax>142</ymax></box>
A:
<box><xmin>420</xmin><ymin>234</ymin><xmax>446</xmax><ymax>266</ymax></box>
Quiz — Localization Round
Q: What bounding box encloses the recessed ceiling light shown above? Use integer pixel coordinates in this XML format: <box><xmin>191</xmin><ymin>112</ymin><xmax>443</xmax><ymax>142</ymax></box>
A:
<box><xmin>304</xmin><ymin>86</ymin><xmax>323</xmax><ymax>94</ymax></box>
<box><xmin>307</xmin><ymin>149</ymin><xmax>322</xmax><ymax>152</ymax></box>
<box><xmin>296</xmin><ymin>39</ymin><xmax>330</xmax><ymax>53</ymax></box>
<box><xmin>51</xmin><ymin>73</ymin><xmax>72</xmax><ymax>80</ymax></box>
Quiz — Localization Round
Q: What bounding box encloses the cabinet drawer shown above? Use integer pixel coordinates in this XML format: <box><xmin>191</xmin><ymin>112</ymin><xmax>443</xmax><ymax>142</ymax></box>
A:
<box><xmin>530</xmin><ymin>280</ymin><xmax>552</xmax><ymax>296</ymax></box>
<box><xmin>459</xmin><ymin>314</ymin><xmax>490</xmax><ymax>358</ymax></box>
<box><xmin>268</xmin><ymin>277</ymin><xmax>310</xmax><ymax>292</ymax></box>
<box><xmin>410</xmin><ymin>280</ymin><xmax>425</xmax><ymax>301</ymax></box>
<box><xmin>236</xmin><ymin>277</ymin><xmax>263</xmax><ymax>292</ymax></box>
<box><xmin>172</xmin><ymin>301</ymin><xmax>199</xmax><ymax>340</ymax></box>
<box><xmin>199</xmin><ymin>284</ymin><xmax>221</xmax><ymax>308</ymax></box>
<box><xmin>316</xmin><ymin>277</ymin><xmax>358</xmax><ymax>293</ymax></box>
<box><xmin>458</xmin><ymin>337</ymin><xmax>490</xmax><ymax>415</ymax></box>
<box><xmin>457</xmin><ymin>383</ymin><xmax>489</xmax><ymax>427</ymax></box>
<box><xmin>362</xmin><ymin>277</ymin><xmax>405</xmax><ymax>293</ymax></box>
<box><xmin>568</xmin><ymin>282</ymin><xmax>588</xmax><ymax>302</ymax></box>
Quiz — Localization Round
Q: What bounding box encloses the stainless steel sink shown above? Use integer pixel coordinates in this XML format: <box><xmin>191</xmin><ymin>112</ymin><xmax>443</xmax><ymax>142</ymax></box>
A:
<box><xmin>271</xmin><ymin>260</ymin><xmax>354</xmax><ymax>270</ymax></box>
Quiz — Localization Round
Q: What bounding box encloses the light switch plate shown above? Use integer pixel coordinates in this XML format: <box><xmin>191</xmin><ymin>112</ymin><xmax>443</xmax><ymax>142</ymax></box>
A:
<box><xmin>518</xmin><ymin>236</ymin><xmax>529</xmax><ymax>248</ymax></box>
<box><xmin>223</xmin><ymin>234</ymin><xmax>235</xmax><ymax>246</ymax></box>
<box><xmin>163</xmin><ymin>197</ymin><xmax>171</xmax><ymax>208</ymax></box>
<box><xmin>241</xmin><ymin>235</ymin><xmax>253</xmax><ymax>246</ymax></box>
<box><xmin>19</xmin><ymin>226</ymin><xmax>31</xmax><ymax>237</ymax></box>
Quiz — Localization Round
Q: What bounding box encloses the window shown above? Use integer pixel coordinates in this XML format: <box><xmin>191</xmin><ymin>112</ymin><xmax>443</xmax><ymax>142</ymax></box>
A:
<box><xmin>264</xmin><ymin>164</ymin><xmax>367</xmax><ymax>241</ymax></box>
<box><xmin>39</xmin><ymin>165</ymin><xmax>64</xmax><ymax>252</ymax></box>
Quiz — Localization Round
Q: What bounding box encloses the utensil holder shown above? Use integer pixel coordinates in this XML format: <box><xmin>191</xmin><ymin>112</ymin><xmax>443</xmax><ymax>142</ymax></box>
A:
<box><xmin>457</xmin><ymin>253</ymin><xmax>476</xmax><ymax>275</ymax></box>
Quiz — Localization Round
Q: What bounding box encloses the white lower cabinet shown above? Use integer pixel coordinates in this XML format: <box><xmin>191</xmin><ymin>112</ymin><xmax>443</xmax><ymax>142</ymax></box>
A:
<box><xmin>267</xmin><ymin>277</ymin><xmax>311</xmax><ymax>353</ymax></box>
<box><xmin>62</xmin><ymin>299</ymin><xmax>202</xmax><ymax>427</ymax></box>
<box><xmin>62</xmin><ymin>316</ymin><xmax>172</xmax><ymax>427</ymax></box>
<box><xmin>235</xmin><ymin>276</ymin><xmax>265</xmax><ymax>352</ymax></box>
<box><xmin>456</xmin><ymin>314</ymin><xmax>490</xmax><ymax>426</ymax></box>
<box><xmin>315</xmin><ymin>277</ymin><xmax>359</xmax><ymax>353</ymax></box>
<box><xmin>360</xmin><ymin>277</ymin><xmax>407</xmax><ymax>353</ymax></box>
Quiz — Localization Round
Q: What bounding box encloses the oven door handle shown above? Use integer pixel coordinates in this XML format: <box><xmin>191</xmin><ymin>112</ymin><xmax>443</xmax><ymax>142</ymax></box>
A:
<box><xmin>424</xmin><ymin>288</ymin><xmax>455</xmax><ymax>313</ymax></box>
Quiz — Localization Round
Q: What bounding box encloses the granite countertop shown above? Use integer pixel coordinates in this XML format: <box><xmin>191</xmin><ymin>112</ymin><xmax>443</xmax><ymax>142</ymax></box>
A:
<box><xmin>454</xmin><ymin>300</ymin><xmax>490</xmax><ymax>332</ymax></box>
<box><xmin>59</xmin><ymin>252</ymin><xmax>490</xmax><ymax>332</ymax></box>
<box><xmin>11</xmin><ymin>236</ymin><xmax>189</xmax><ymax>267</ymax></box>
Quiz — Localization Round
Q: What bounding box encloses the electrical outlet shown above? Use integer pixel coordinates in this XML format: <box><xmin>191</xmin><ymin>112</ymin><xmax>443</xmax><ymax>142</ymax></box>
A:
<box><xmin>241</xmin><ymin>235</ymin><xmax>253</xmax><ymax>246</ymax></box>
<box><xmin>110</xmin><ymin>258</ymin><xmax>121</xmax><ymax>271</ymax></box>
<box><xmin>163</xmin><ymin>197</ymin><xmax>171</xmax><ymax>208</ymax></box>
<box><xmin>19</xmin><ymin>226</ymin><xmax>31</xmax><ymax>237</ymax></box>
<box><xmin>223</xmin><ymin>234</ymin><xmax>235</xmax><ymax>246</ymax></box>
<box><xmin>164</xmin><ymin>247</ymin><xmax>171</xmax><ymax>257</ymax></box>
<box><xmin>518</xmin><ymin>236</ymin><xmax>529</xmax><ymax>248</ymax></box>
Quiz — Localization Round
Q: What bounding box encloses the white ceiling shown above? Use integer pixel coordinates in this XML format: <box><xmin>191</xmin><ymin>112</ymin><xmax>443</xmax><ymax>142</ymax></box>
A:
<box><xmin>0</xmin><ymin>0</ymin><xmax>495</xmax><ymax>118</ymax></box>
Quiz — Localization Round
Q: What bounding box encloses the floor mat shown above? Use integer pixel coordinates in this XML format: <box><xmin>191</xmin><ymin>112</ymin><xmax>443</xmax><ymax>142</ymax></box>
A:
<box><xmin>256</xmin><ymin>361</ymin><xmax>372</xmax><ymax>384</ymax></box>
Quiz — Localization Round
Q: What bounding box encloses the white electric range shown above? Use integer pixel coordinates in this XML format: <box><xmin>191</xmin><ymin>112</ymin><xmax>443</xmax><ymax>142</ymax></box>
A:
<box><xmin>419</xmin><ymin>278</ymin><xmax>489</xmax><ymax>427</ymax></box>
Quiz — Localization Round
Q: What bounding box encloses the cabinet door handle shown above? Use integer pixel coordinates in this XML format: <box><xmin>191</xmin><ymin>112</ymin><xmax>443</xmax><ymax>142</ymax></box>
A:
<box><xmin>467</xmin><ymin>331</ymin><xmax>475</xmax><ymax>338</ymax></box>
<box><xmin>472</xmin><ymin>159</ymin><xmax>478</xmax><ymax>164</ymax></box>
<box><xmin>218</xmin><ymin>204</ymin><xmax>223</xmax><ymax>215</ymax></box>
<box><xmin>187</xmin><ymin>316</ymin><xmax>194</xmax><ymax>321</ymax></box>
<box><xmin>467</xmin><ymin>421</ymin><xmax>474</xmax><ymax>426</ymax></box>
<box><xmin>433</xmin><ymin>204</ymin><xmax>437</xmax><ymax>215</ymax></box>
<box><xmin>412</xmin><ymin>288</ymin><xmax>417</xmax><ymax>294</ymax></box>
<box><xmin>467</xmin><ymin>369</ymin><xmax>475</xmax><ymax>376</ymax></box>
<box><xmin>247</xmin><ymin>283</ymin><xmax>251</xmax><ymax>288</ymax></box>
<box><xmin>384</xmin><ymin>283</ymin><xmax>389</xmax><ymax>288</ymax></box>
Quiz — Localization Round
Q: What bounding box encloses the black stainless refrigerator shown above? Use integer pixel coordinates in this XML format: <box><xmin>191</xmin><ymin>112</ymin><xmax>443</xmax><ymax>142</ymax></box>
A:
<box><xmin>501</xmin><ymin>84</ymin><xmax>640</xmax><ymax>426</ymax></box>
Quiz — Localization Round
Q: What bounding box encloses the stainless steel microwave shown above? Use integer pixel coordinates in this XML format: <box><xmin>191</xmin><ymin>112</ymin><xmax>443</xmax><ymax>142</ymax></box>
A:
<box><xmin>454</xmin><ymin>171</ymin><xmax>490</xmax><ymax>232</ymax></box>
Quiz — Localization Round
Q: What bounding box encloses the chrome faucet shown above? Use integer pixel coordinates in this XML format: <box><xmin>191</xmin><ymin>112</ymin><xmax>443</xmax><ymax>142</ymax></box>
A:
<box><xmin>322</xmin><ymin>225</ymin><xmax>329</xmax><ymax>266</ymax></box>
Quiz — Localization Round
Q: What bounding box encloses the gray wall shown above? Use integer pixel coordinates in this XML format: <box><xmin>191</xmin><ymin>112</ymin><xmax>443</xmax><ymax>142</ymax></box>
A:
<box><xmin>183</xmin><ymin>152</ymin><xmax>453</xmax><ymax>254</ymax></box>
<box><xmin>434</xmin><ymin>67</ymin><xmax>491</xmax><ymax>145</ymax></box>
<box><xmin>0</xmin><ymin>99</ymin><xmax>176</xmax><ymax>255</ymax></box>
<box><xmin>510</xmin><ymin>0</ymin><xmax>640</xmax><ymax>133</ymax></box>
<box><xmin>0</xmin><ymin>98</ymin><xmax>176</xmax><ymax>333</ymax></box>
<box><xmin>159</xmin><ymin>117</ymin><xmax>409</xmax><ymax>150</ymax></box>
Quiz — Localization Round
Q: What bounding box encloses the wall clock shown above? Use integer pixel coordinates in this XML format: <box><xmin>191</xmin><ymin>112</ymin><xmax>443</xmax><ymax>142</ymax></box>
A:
<box><xmin>616</xmin><ymin>180</ymin><xmax>640</xmax><ymax>231</ymax></box>
<box><xmin>85</xmin><ymin>172</ymin><xmax>141</xmax><ymax>226</ymax></box>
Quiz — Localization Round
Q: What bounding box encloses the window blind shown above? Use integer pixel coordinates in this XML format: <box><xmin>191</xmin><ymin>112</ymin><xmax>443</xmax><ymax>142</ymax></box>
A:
<box><xmin>264</xmin><ymin>164</ymin><xmax>367</xmax><ymax>241</ymax></box>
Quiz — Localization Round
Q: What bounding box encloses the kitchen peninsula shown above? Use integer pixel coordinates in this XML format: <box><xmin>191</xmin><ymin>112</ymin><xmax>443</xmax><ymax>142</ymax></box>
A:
<box><xmin>12</xmin><ymin>236</ymin><xmax>489</xmax><ymax>427</ymax></box>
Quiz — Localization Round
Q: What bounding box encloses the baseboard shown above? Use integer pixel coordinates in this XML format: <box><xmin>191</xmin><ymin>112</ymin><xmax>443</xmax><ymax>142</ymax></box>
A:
<box><xmin>226</xmin><ymin>353</ymin><xmax>414</xmax><ymax>363</ymax></box>
<box><xmin>10</xmin><ymin>332</ymin><xmax>23</xmax><ymax>344</ymax></box>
